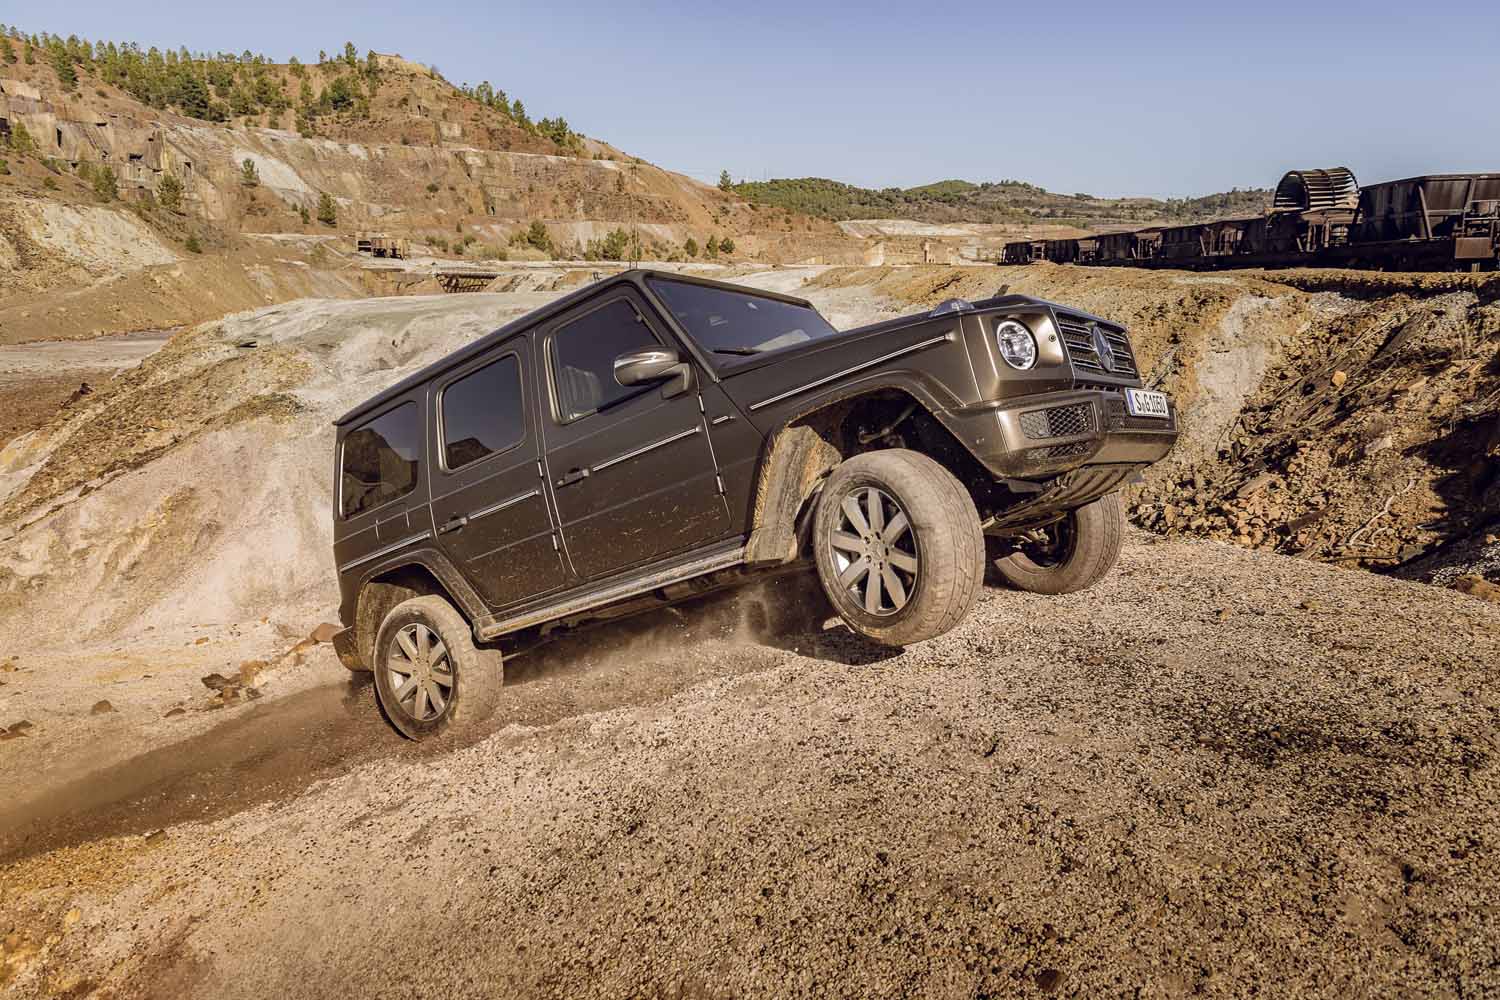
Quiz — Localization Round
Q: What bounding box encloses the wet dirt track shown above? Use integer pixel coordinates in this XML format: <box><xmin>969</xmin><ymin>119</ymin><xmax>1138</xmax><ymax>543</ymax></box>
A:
<box><xmin>2</xmin><ymin>539</ymin><xmax>1499</xmax><ymax>999</ymax></box>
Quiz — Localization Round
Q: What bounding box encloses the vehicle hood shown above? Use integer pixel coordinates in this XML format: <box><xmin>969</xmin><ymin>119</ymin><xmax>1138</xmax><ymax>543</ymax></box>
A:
<box><xmin>713</xmin><ymin>306</ymin><xmax>977</xmax><ymax>432</ymax></box>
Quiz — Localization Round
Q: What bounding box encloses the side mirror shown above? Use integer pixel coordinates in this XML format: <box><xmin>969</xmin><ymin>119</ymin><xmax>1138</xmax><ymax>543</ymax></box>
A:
<box><xmin>613</xmin><ymin>347</ymin><xmax>680</xmax><ymax>386</ymax></box>
<box><xmin>614</xmin><ymin>347</ymin><xmax>694</xmax><ymax>398</ymax></box>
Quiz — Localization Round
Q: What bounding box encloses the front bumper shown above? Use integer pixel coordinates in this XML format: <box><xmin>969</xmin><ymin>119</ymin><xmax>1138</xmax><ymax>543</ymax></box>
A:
<box><xmin>943</xmin><ymin>387</ymin><xmax>1179</xmax><ymax>479</ymax></box>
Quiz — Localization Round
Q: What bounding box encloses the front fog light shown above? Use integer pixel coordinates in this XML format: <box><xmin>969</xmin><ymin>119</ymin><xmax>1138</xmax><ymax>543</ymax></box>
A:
<box><xmin>995</xmin><ymin>320</ymin><xmax>1037</xmax><ymax>370</ymax></box>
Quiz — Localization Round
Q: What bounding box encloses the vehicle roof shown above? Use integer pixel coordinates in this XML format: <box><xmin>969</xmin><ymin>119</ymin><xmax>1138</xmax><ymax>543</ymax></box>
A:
<box><xmin>333</xmin><ymin>268</ymin><xmax>817</xmax><ymax>427</ymax></box>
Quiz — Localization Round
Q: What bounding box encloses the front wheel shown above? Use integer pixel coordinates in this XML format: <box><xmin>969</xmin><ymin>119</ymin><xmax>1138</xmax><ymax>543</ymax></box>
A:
<box><xmin>372</xmin><ymin>594</ymin><xmax>503</xmax><ymax>740</ymax></box>
<box><xmin>812</xmin><ymin>450</ymin><xmax>984</xmax><ymax>647</ymax></box>
<box><xmin>989</xmin><ymin>492</ymin><xmax>1124</xmax><ymax>595</ymax></box>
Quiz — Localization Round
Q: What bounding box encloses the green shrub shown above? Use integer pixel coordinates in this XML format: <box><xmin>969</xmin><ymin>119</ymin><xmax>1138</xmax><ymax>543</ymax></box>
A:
<box><xmin>316</xmin><ymin>191</ymin><xmax>337</xmax><ymax>226</ymax></box>
<box><xmin>240</xmin><ymin>158</ymin><xmax>259</xmax><ymax>186</ymax></box>
<box><xmin>8</xmin><ymin>121</ymin><xmax>34</xmax><ymax>155</ymax></box>
<box><xmin>426</xmin><ymin>182</ymin><xmax>439</xmax><ymax>193</ymax></box>
<box><xmin>719</xmin><ymin>237</ymin><xmax>735</xmax><ymax>254</ymax></box>
<box><xmin>584</xmin><ymin>227</ymin><xmax>631</xmax><ymax>261</ymax></box>
<box><xmin>298</xmin><ymin>205</ymin><xmax>310</xmax><ymax>225</ymax></box>
<box><xmin>683</xmin><ymin>237</ymin><xmax>698</xmax><ymax>258</ymax></box>
<box><xmin>0</xmin><ymin>158</ymin><xmax>9</xmax><ymax>175</ymax></box>
<box><xmin>91</xmin><ymin>164</ymin><xmax>118</xmax><ymax>201</ymax></box>
<box><xmin>158</xmin><ymin>172</ymin><xmax>183</xmax><ymax>210</ymax></box>
<box><xmin>523</xmin><ymin>221</ymin><xmax>551</xmax><ymax>254</ymax></box>
<box><xmin>185</xmin><ymin>234</ymin><xmax>202</xmax><ymax>253</ymax></box>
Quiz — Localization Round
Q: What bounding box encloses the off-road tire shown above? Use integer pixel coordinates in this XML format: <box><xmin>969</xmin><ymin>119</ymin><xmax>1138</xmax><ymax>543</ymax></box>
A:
<box><xmin>812</xmin><ymin>449</ymin><xmax>984</xmax><ymax>647</ymax></box>
<box><xmin>989</xmin><ymin>492</ymin><xmax>1124</xmax><ymax>595</ymax></box>
<box><xmin>372</xmin><ymin>595</ymin><xmax>503</xmax><ymax>741</ymax></box>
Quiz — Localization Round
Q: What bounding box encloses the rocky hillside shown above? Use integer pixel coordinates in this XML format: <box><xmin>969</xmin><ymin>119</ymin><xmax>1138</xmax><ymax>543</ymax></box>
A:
<box><xmin>0</xmin><ymin>26</ymin><xmax>867</xmax><ymax>342</ymax></box>
<box><xmin>731</xmin><ymin>176</ymin><xmax>1273</xmax><ymax>229</ymax></box>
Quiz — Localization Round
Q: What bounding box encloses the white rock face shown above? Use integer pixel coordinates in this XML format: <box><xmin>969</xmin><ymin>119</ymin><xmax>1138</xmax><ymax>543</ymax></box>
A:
<box><xmin>19</xmin><ymin>200</ymin><xmax>179</xmax><ymax>272</ymax></box>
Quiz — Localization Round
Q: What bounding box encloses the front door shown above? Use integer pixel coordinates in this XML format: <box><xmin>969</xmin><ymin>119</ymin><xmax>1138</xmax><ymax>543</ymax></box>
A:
<box><xmin>540</xmin><ymin>291</ymin><xmax>730</xmax><ymax>581</ymax></box>
<box><xmin>428</xmin><ymin>337</ymin><xmax>569</xmax><ymax>610</ymax></box>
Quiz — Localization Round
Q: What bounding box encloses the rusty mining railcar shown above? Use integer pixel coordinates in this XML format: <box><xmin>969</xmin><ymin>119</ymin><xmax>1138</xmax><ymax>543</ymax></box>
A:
<box><xmin>998</xmin><ymin>166</ymin><xmax>1498</xmax><ymax>273</ymax></box>
<box><xmin>1335</xmin><ymin>174</ymin><xmax>1500</xmax><ymax>270</ymax></box>
<box><xmin>1001</xmin><ymin>240</ymin><xmax>1048</xmax><ymax>264</ymax></box>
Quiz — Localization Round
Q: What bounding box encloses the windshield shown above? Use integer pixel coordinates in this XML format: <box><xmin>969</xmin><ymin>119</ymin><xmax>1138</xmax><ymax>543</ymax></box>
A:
<box><xmin>649</xmin><ymin>277</ymin><xmax>840</xmax><ymax>365</ymax></box>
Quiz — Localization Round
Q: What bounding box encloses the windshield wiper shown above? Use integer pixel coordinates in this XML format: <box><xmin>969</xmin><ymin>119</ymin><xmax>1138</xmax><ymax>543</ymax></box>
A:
<box><xmin>709</xmin><ymin>346</ymin><xmax>764</xmax><ymax>356</ymax></box>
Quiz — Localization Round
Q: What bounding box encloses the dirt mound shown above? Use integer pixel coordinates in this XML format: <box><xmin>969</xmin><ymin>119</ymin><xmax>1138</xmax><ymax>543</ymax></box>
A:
<box><xmin>3</xmin><ymin>536</ymin><xmax>1497</xmax><ymax>997</ymax></box>
<box><xmin>0</xmin><ymin>293</ymin><xmax>558</xmax><ymax>650</ymax></box>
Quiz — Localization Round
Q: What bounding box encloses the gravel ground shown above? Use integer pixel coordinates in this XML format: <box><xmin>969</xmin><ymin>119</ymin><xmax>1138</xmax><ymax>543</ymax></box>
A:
<box><xmin>3</xmin><ymin>533</ymin><xmax>1497</xmax><ymax>998</ymax></box>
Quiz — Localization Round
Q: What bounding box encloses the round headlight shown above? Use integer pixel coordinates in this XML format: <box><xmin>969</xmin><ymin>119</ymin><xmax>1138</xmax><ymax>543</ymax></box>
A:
<box><xmin>995</xmin><ymin>319</ymin><xmax>1037</xmax><ymax>371</ymax></box>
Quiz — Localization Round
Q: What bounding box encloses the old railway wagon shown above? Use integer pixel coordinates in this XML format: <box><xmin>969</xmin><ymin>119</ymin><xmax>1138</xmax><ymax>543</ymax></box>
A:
<box><xmin>1002</xmin><ymin>167</ymin><xmax>1500</xmax><ymax>273</ymax></box>
<box><xmin>1335</xmin><ymin>174</ymin><xmax>1500</xmax><ymax>270</ymax></box>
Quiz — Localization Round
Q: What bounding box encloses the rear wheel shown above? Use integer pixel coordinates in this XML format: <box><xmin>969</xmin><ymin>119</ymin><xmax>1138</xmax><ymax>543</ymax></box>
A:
<box><xmin>989</xmin><ymin>492</ymin><xmax>1124</xmax><ymax>595</ymax></box>
<box><xmin>812</xmin><ymin>450</ymin><xmax>984</xmax><ymax>647</ymax></box>
<box><xmin>372</xmin><ymin>595</ymin><xmax>503</xmax><ymax>740</ymax></box>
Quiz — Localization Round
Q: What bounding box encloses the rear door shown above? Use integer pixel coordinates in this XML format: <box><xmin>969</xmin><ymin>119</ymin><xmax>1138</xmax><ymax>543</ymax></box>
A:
<box><xmin>540</xmin><ymin>290</ymin><xmax>731</xmax><ymax>582</ymax></box>
<box><xmin>428</xmin><ymin>336</ymin><xmax>568</xmax><ymax>610</ymax></box>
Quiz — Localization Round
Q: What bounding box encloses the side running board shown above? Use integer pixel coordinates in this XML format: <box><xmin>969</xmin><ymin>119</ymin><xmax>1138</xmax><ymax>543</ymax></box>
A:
<box><xmin>474</xmin><ymin>543</ymin><xmax>746</xmax><ymax>641</ymax></box>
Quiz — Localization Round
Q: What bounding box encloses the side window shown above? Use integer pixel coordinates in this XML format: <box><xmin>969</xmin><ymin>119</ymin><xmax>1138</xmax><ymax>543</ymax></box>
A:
<box><xmin>341</xmin><ymin>401</ymin><xmax>421</xmax><ymax>519</ymax></box>
<box><xmin>441</xmin><ymin>354</ymin><xmax>524</xmax><ymax>471</ymax></box>
<box><xmin>551</xmin><ymin>299</ymin><xmax>659</xmax><ymax>421</ymax></box>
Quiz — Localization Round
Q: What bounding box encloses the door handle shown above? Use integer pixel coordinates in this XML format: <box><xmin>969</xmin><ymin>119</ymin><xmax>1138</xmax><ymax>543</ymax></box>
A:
<box><xmin>556</xmin><ymin>467</ymin><xmax>590</xmax><ymax>488</ymax></box>
<box><xmin>438</xmin><ymin>515</ymin><xmax>469</xmax><ymax>535</ymax></box>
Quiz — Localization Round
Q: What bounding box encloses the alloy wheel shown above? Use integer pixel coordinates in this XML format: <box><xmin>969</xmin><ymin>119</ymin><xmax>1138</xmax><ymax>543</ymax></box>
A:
<box><xmin>829</xmin><ymin>486</ymin><xmax>919</xmax><ymax>616</ymax></box>
<box><xmin>386</xmin><ymin>622</ymin><xmax>454</xmax><ymax>722</ymax></box>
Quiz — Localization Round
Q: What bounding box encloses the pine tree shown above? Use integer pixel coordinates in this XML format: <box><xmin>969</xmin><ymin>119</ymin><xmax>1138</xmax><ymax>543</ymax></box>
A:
<box><xmin>718</xmin><ymin>170</ymin><xmax>733</xmax><ymax>192</ymax></box>
<box><xmin>684</xmin><ymin>237</ymin><xmax>699</xmax><ymax>258</ymax></box>
<box><xmin>316</xmin><ymin>192</ymin><xmax>338</xmax><ymax>226</ymax></box>
<box><xmin>48</xmin><ymin>42</ymin><xmax>76</xmax><ymax>90</ymax></box>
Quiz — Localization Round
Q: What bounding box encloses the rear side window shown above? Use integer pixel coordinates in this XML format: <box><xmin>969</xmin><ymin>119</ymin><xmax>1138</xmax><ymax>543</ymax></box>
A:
<box><xmin>442</xmin><ymin>355</ymin><xmax>525</xmax><ymax>470</ymax></box>
<box><xmin>341</xmin><ymin>401</ymin><xmax>421</xmax><ymax>518</ymax></box>
<box><xmin>551</xmin><ymin>299</ymin><xmax>659</xmax><ymax>421</ymax></box>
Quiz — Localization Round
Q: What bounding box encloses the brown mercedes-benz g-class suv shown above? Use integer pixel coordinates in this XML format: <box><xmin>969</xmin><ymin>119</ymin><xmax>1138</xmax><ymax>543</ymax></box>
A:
<box><xmin>331</xmin><ymin>270</ymin><xmax>1177</xmax><ymax>738</ymax></box>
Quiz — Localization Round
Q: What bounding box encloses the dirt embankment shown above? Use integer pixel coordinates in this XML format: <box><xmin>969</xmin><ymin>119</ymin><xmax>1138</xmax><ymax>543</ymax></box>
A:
<box><xmin>0</xmin><ymin>190</ymin><xmax>371</xmax><ymax>344</ymax></box>
<box><xmin>2</xmin><ymin>536</ymin><xmax>1497</xmax><ymax>997</ymax></box>
<box><xmin>810</xmin><ymin>265</ymin><xmax>1500</xmax><ymax>586</ymax></box>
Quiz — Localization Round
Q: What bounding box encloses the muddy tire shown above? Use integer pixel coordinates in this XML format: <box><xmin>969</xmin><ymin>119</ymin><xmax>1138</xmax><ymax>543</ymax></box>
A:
<box><xmin>372</xmin><ymin>595</ymin><xmax>503</xmax><ymax>741</ymax></box>
<box><xmin>989</xmin><ymin>492</ymin><xmax>1124</xmax><ymax>595</ymax></box>
<box><xmin>812</xmin><ymin>449</ymin><xmax>984</xmax><ymax>647</ymax></box>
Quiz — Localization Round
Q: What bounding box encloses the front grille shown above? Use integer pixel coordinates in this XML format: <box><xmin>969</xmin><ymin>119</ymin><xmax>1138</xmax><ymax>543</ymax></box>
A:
<box><xmin>1055</xmin><ymin>313</ymin><xmax>1139</xmax><ymax>379</ymax></box>
<box><xmin>1019</xmin><ymin>402</ymin><xmax>1095</xmax><ymax>440</ymax></box>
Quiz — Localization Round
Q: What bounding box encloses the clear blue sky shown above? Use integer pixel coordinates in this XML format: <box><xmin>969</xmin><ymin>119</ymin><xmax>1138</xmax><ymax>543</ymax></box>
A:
<box><xmin>10</xmin><ymin>1</ymin><xmax>1500</xmax><ymax>197</ymax></box>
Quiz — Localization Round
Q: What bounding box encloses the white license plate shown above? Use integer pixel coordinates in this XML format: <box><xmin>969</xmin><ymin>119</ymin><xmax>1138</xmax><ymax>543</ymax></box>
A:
<box><xmin>1124</xmin><ymin>388</ymin><xmax>1170</xmax><ymax>418</ymax></box>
